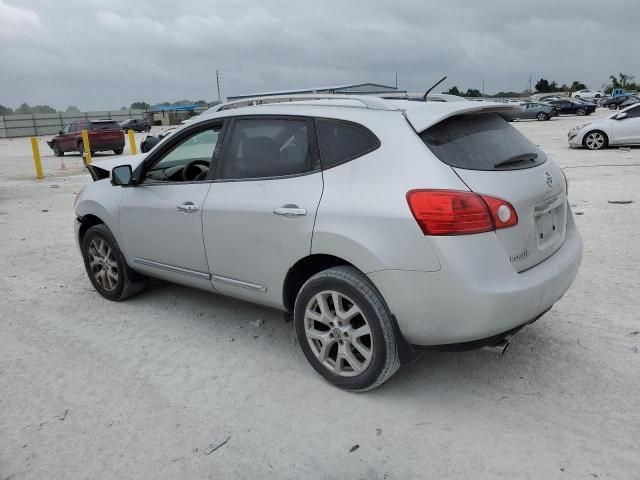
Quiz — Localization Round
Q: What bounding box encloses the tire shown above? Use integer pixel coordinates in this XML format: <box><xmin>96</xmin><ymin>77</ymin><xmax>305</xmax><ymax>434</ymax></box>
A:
<box><xmin>608</xmin><ymin>104</ymin><xmax>617</xmax><ymax>110</ymax></box>
<box><xmin>113</xmin><ymin>148</ymin><xmax>123</xmax><ymax>155</ymax></box>
<box><xmin>595</xmin><ymin>94</ymin><xmax>601</xmax><ymax>98</ymax></box>
<box><xmin>583</xmin><ymin>130</ymin><xmax>608</xmax><ymax>150</ymax></box>
<box><xmin>294</xmin><ymin>266</ymin><xmax>400</xmax><ymax>392</ymax></box>
<box><xmin>123</xmin><ymin>128</ymin><xmax>129</xmax><ymax>133</ymax></box>
<box><xmin>145</xmin><ymin>126</ymin><xmax>151</xmax><ymax>133</ymax></box>
<box><xmin>536</xmin><ymin>112</ymin><xmax>548</xmax><ymax>121</ymax></box>
<box><xmin>52</xmin><ymin>143</ymin><xmax>63</xmax><ymax>157</ymax></box>
<box><xmin>81</xmin><ymin>224</ymin><xmax>145</xmax><ymax>301</ymax></box>
<box><xmin>574</xmin><ymin>95</ymin><xmax>580</xmax><ymax>99</ymax></box>
<box><xmin>577</xmin><ymin>108</ymin><xmax>587</xmax><ymax>116</ymax></box>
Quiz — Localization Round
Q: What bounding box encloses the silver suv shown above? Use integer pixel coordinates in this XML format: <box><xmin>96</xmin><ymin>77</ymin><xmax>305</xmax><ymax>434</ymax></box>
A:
<box><xmin>74</xmin><ymin>95</ymin><xmax>583</xmax><ymax>391</ymax></box>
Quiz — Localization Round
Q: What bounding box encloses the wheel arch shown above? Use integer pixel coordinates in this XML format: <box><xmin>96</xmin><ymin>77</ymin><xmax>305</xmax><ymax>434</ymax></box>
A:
<box><xmin>77</xmin><ymin>214</ymin><xmax>105</xmax><ymax>244</ymax></box>
<box><xmin>282</xmin><ymin>254</ymin><xmax>356</xmax><ymax>313</ymax></box>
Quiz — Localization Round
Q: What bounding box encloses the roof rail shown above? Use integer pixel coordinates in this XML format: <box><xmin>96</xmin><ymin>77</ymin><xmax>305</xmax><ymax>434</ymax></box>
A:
<box><xmin>218</xmin><ymin>94</ymin><xmax>398</xmax><ymax>111</ymax></box>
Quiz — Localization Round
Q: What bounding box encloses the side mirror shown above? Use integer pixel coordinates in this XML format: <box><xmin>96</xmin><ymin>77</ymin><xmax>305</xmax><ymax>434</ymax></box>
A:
<box><xmin>111</xmin><ymin>165</ymin><xmax>134</xmax><ymax>186</ymax></box>
<box><xmin>58</xmin><ymin>130</ymin><xmax>63</xmax><ymax>134</ymax></box>
<box><xmin>616</xmin><ymin>112</ymin><xmax>628</xmax><ymax>120</ymax></box>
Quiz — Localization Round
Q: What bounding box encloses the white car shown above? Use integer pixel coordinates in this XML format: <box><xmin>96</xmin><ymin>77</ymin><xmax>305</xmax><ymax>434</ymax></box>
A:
<box><xmin>571</xmin><ymin>89</ymin><xmax>604</xmax><ymax>100</ymax></box>
<box><xmin>568</xmin><ymin>103</ymin><xmax>640</xmax><ymax>150</ymax></box>
<box><xmin>75</xmin><ymin>94</ymin><xmax>582</xmax><ymax>391</ymax></box>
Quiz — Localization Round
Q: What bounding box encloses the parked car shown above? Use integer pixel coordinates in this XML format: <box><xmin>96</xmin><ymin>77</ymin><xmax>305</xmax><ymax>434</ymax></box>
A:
<box><xmin>47</xmin><ymin>120</ymin><xmax>124</xmax><ymax>156</ymax></box>
<box><xmin>140</xmin><ymin>128</ymin><xmax>177</xmax><ymax>153</ymax></box>
<box><xmin>601</xmin><ymin>94</ymin><xmax>636</xmax><ymax>110</ymax></box>
<box><xmin>120</xmin><ymin>118</ymin><xmax>151</xmax><ymax>133</ymax></box>
<box><xmin>546</xmin><ymin>99</ymin><xmax>596</xmax><ymax>116</ymax></box>
<box><xmin>74</xmin><ymin>96</ymin><xmax>582</xmax><ymax>391</ymax></box>
<box><xmin>568</xmin><ymin>103</ymin><xmax>640</xmax><ymax>150</ymax></box>
<box><xmin>619</xmin><ymin>96</ymin><xmax>640</xmax><ymax>108</ymax></box>
<box><xmin>502</xmin><ymin>102</ymin><xmax>555</xmax><ymax>121</ymax></box>
<box><xmin>571</xmin><ymin>89</ymin><xmax>604</xmax><ymax>100</ymax></box>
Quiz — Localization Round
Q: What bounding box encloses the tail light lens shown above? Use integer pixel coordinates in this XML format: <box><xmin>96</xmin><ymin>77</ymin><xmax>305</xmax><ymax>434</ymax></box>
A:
<box><xmin>406</xmin><ymin>190</ymin><xmax>518</xmax><ymax>236</ymax></box>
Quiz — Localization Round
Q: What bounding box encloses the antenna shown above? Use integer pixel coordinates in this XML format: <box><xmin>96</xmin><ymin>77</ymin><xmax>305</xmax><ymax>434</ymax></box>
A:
<box><xmin>423</xmin><ymin>75</ymin><xmax>448</xmax><ymax>101</ymax></box>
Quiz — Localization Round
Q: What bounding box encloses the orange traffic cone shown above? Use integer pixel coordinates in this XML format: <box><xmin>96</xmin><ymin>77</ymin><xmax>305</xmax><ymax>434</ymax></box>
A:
<box><xmin>59</xmin><ymin>157</ymin><xmax>67</xmax><ymax>170</ymax></box>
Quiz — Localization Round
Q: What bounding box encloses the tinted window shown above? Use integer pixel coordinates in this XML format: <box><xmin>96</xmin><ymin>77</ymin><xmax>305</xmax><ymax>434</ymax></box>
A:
<box><xmin>420</xmin><ymin>113</ymin><xmax>546</xmax><ymax>171</ymax></box>
<box><xmin>89</xmin><ymin>121</ymin><xmax>120</xmax><ymax>130</ymax></box>
<box><xmin>624</xmin><ymin>105</ymin><xmax>640</xmax><ymax>118</ymax></box>
<box><xmin>316</xmin><ymin>119</ymin><xmax>379</xmax><ymax>168</ymax></box>
<box><xmin>221</xmin><ymin>118</ymin><xmax>312</xmax><ymax>179</ymax></box>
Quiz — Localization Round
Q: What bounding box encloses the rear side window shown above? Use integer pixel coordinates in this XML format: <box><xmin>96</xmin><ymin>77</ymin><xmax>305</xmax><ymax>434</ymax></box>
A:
<box><xmin>221</xmin><ymin>118</ymin><xmax>313</xmax><ymax>180</ymax></box>
<box><xmin>316</xmin><ymin>119</ymin><xmax>379</xmax><ymax>168</ymax></box>
<box><xmin>420</xmin><ymin>113</ymin><xmax>546</xmax><ymax>171</ymax></box>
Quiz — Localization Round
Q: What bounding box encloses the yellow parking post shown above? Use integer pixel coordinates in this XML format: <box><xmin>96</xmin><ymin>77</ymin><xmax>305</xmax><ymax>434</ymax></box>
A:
<box><xmin>81</xmin><ymin>129</ymin><xmax>92</xmax><ymax>164</ymax></box>
<box><xmin>128</xmin><ymin>129</ymin><xmax>137</xmax><ymax>155</ymax></box>
<box><xmin>31</xmin><ymin>137</ymin><xmax>44</xmax><ymax>179</ymax></box>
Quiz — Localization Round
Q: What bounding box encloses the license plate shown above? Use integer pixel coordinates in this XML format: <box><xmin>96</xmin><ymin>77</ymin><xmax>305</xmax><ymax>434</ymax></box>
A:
<box><xmin>534</xmin><ymin>194</ymin><xmax>563</xmax><ymax>249</ymax></box>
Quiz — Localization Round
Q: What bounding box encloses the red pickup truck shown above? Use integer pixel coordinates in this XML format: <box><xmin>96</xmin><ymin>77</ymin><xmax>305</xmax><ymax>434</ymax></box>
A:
<box><xmin>47</xmin><ymin>120</ymin><xmax>125</xmax><ymax>156</ymax></box>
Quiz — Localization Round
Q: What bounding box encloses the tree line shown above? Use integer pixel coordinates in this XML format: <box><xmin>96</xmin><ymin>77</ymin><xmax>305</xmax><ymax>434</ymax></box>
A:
<box><xmin>0</xmin><ymin>99</ymin><xmax>217</xmax><ymax>116</ymax></box>
<box><xmin>442</xmin><ymin>72</ymin><xmax>637</xmax><ymax>97</ymax></box>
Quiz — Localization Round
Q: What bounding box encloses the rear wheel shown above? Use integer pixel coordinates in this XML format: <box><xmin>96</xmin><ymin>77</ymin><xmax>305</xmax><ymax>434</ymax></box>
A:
<box><xmin>584</xmin><ymin>131</ymin><xmax>608</xmax><ymax>150</ymax></box>
<box><xmin>81</xmin><ymin>224</ymin><xmax>145</xmax><ymax>301</ymax></box>
<box><xmin>294</xmin><ymin>266</ymin><xmax>400</xmax><ymax>392</ymax></box>
<box><xmin>577</xmin><ymin>108</ymin><xmax>587</xmax><ymax>116</ymax></box>
<box><xmin>608</xmin><ymin>104</ymin><xmax>617</xmax><ymax>110</ymax></box>
<box><xmin>575</xmin><ymin>95</ymin><xmax>581</xmax><ymax>99</ymax></box>
<box><xmin>536</xmin><ymin>112</ymin><xmax>549</xmax><ymax>121</ymax></box>
<box><xmin>113</xmin><ymin>148</ymin><xmax>123</xmax><ymax>155</ymax></box>
<box><xmin>52</xmin><ymin>143</ymin><xmax>63</xmax><ymax>157</ymax></box>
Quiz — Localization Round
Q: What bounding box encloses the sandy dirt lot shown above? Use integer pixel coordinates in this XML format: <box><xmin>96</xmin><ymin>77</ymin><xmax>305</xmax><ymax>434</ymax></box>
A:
<box><xmin>1</xmin><ymin>113</ymin><xmax>639</xmax><ymax>479</ymax></box>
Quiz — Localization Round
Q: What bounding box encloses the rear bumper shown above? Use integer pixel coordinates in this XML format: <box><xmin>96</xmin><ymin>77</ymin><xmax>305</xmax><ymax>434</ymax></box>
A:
<box><xmin>90</xmin><ymin>141</ymin><xmax>125</xmax><ymax>151</ymax></box>
<box><xmin>368</xmin><ymin>208</ymin><xmax>583</xmax><ymax>346</ymax></box>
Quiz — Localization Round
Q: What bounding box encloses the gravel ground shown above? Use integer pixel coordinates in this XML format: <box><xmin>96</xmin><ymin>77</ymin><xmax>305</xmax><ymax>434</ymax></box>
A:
<box><xmin>1</xmin><ymin>113</ymin><xmax>639</xmax><ymax>479</ymax></box>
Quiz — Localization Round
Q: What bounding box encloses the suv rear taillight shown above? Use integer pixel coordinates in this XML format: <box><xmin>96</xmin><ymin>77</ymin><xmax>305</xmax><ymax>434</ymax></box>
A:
<box><xmin>406</xmin><ymin>190</ymin><xmax>518</xmax><ymax>236</ymax></box>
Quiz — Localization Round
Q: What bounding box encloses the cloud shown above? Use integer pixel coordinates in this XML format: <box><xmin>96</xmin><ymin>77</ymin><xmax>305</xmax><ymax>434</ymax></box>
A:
<box><xmin>0</xmin><ymin>0</ymin><xmax>638</xmax><ymax>110</ymax></box>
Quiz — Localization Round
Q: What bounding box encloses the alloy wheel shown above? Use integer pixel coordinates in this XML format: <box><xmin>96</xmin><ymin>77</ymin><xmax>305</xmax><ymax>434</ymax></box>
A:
<box><xmin>303</xmin><ymin>290</ymin><xmax>373</xmax><ymax>377</ymax></box>
<box><xmin>88</xmin><ymin>237</ymin><xmax>119</xmax><ymax>291</ymax></box>
<box><xmin>585</xmin><ymin>132</ymin><xmax>605</xmax><ymax>150</ymax></box>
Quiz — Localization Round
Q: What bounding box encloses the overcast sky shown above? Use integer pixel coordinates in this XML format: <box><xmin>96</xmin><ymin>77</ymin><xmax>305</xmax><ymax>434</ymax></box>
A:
<box><xmin>1</xmin><ymin>0</ymin><xmax>638</xmax><ymax>110</ymax></box>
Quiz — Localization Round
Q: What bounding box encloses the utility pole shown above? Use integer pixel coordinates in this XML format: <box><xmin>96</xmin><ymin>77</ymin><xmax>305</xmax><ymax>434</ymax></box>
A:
<box><xmin>395</xmin><ymin>72</ymin><xmax>398</xmax><ymax>90</ymax></box>
<box><xmin>216</xmin><ymin>70</ymin><xmax>222</xmax><ymax>103</ymax></box>
<box><xmin>529</xmin><ymin>75</ymin><xmax>532</xmax><ymax>94</ymax></box>
<box><xmin>482</xmin><ymin>79</ymin><xmax>485</xmax><ymax>99</ymax></box>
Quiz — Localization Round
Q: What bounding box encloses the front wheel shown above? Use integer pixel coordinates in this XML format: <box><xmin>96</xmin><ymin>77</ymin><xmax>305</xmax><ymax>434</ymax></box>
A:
<box><xmin>81</xmin><ymin>224</ymin><xmax>145</xmax><ymax>301</ymax></box>
<box><xmin>536</xmin><ymin>112</ymin><xmax>549</xmax><ymax>121</ymax></box>
<box><xmin>577</xmin><ymin>108</ymin><xmax>587</xmax><ymax>116</ymax></box>
<box><xmin>584</xmin><ymin>131</ymin><xmax>608</xmax><ymax>150</ymax></box>
<box><xmin>294</xmin><ymin>266</ymin><xmax>400</xmax><ymax>392</ymax></box>
<box><xmin>113</xmin><ymin>148</ymin><xmax>123</xmax><ymax>155</ymax></box>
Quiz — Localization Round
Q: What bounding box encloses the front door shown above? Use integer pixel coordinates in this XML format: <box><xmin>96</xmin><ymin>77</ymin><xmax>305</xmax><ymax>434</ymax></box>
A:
<box><xmin>202</xmin><ymin>116</ymin><xmax>323</xmax><ymax>308</ymax></box>
<box><xmin>119</xmin><ymin>122</ymin><xmax>225</xmax><ymax>289</ymax></box>
<box><xmin>612</xmin><ymin>105</ymin><xmax>640</xmax><ymax>144</ymax></box>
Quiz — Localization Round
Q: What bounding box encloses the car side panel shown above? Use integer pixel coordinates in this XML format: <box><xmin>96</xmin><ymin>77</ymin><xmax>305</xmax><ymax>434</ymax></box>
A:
<box><xmin>312</xmin><ymin>112</ymin><xmax>465</xmax><ymax>273</ymax></box>
<box><xmin>75</xmin><ymin>179</ymin><xmax>125</xmax><ymax>247</ymax></box>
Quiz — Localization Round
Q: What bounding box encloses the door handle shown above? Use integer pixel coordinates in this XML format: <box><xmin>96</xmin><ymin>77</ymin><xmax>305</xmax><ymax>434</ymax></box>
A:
<box><xmin>176</xmin><ymin>201</ymin><xmax>199</xmax><ymax>213</ymax></box>
<box><xmin>273</xmin><ymin>205</ymin><xmax>307</xmax><ymax>217</ymax></box>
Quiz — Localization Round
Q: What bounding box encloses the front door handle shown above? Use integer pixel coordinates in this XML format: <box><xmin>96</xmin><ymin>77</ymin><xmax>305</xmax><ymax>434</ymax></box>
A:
<box><xmin>177</xmin><ymin>201</ymin><xmax>199</xmax><ymax>213</ymax></box>
<box><xmin>273</xmin><ymin>205</ymin><xmax>307</xmax><ymax>217</ymax></box>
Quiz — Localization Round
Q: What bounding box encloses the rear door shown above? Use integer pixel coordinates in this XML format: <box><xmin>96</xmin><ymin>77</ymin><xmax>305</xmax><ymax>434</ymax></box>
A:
<box><xmin>202</xmin><ymin>115</ymin><xmax>323</xmax><ymax>308</ymax></box>
<box><xmin>612</xmin><ymin>105</ymin><xmax>640</xmax><ymax>144</ymax></box>
<box><xmin>414</xmin><ymin>112</ymin><xmax>567</xmax><ymax>272</ymax></box>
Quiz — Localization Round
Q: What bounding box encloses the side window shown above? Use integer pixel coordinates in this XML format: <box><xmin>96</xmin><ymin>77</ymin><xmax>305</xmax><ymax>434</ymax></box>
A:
<box><xmin>61</xmin><ymin>124</ymin><xmax>71</xmax><ymax>134</ymax></box>
<box><xmin>221</xmin><ymin>118</ymin><xmax>312</xmax><ymax>179</ymax></box>
<box><xmin>316</xmin><ymin>119</ymin><xmax>379</xmax><ymax>169</ymax></box>
<box><xmin>624</xmin><ymin>106</ymin><xmax>640</xmax><ymax>118</ymax></box>
<box><xmin>145</xmin><ymin>127</ymin><xmax>221</xmax><ymax>182</ymax></box>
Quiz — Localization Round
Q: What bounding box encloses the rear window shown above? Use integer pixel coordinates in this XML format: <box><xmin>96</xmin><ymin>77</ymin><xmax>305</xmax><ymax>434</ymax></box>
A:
<box><xmin>89</xmin><ymin>121</ymin><xmax>120</xmax><ymax>130</ymax></box>
<box><xmin>420</xmin><ymin>113</ymin><xmax>546</xmax><ymax>171</ymax></box>
<box><xmin>316</xmin><ymin>119</ymin><xmax>379</xmax><ymax>168</ymax></box>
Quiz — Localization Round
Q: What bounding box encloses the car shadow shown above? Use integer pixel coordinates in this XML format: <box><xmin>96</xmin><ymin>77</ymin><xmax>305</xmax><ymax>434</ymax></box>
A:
<box><xmin>126</xmin><ymin>278</ymin><xmax>558</xmax><ymax>396</ymax></box>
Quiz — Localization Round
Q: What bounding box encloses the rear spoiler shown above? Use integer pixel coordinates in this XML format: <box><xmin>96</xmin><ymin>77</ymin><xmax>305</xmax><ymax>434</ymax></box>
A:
<box><xmin>403</xmin><ymin>102</ymin><xmax>520</xmax><ymax>133</ymax></box>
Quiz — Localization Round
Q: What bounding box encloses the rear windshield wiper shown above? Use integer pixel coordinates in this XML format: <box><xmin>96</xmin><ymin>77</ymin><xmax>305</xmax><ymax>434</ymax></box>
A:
<box><xmin>493</xmin><ymin>153</ymin><xmax>538</xmax><ymax>169</ymax></box>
